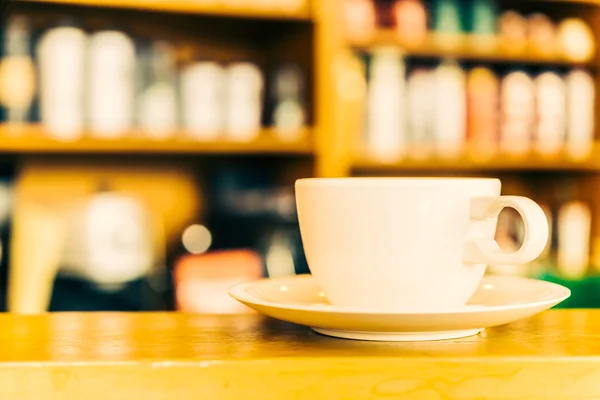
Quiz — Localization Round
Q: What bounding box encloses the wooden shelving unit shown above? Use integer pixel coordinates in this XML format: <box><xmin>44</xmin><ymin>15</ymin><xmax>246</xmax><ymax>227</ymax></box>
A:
<box><xmin>353</xmin><ymin>149</ymin><xmax>600</xmax><ymax>173</ymax></box>
<box><xmin>350</xmin><ymin>29</ymin><xmax>597</xmax><ymax>68</ymax></box>
<box><xmin>0</xmin><ymin>125</ymin><xmax>314</xmax><ymax>156</ymax></box>
<box><xmin>18</xmin><ymin>0</ymin><xmax>312</xmax><ymax>20</ymax></box>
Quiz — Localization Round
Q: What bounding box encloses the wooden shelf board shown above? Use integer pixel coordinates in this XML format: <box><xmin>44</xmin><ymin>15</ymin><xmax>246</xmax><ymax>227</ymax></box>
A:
<box><xmin>18</xmin><ymin>0</ymin><xmax>312</xmax><ymax>21</ymax></box>
<box><xmin>351</xmin><ymin>30</ymin><xmax>597</xmax><ymax>68</ymax></box>
<box><xmin>0</xmin><ymin>125</ymin><xmax>314</xmax><ymax>156</ymax></box>
<box><xmin>353</xmin><ymin>151</ymin><xmax>600</xmax><ymax>172</ymax></box>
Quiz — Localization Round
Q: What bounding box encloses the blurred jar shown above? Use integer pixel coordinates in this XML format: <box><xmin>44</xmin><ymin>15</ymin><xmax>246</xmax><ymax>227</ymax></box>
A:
<box><xmin>0</xmin><ymin>15</ymin><xmax>36</xmax><ymax>124</ymax></box>
<box><xmin>500</xmin><ymin>71</ymin><xmax>535</xmax><ymax>156</ymax></box>
<box><xmin>433</xmin><ymin>60</ymin><xmax>466</xmax><ymax>159</ymax></box>
<box><xmin>343</xmin><ymin>0</ymin><xmax>376</xmax><ymax>44</ymax></box>
<box><xmin>393</xmin><ymin>0</ymin><xmax>427</xmax><ymax>48</ymax></box>
<box><xmin>528</xmin><ymin>13</ymin><xmax>558</xmax><ymax>58</ymax></box>
<box><xmin>137</xmin><ymin>41</ymin><xmax>178</xmax><ymax>140</ymax></box>
<box><xmin>366</xmin><ymin>47</ymin><xmax>406</xmax><ymax>161</ymax></box>
<box><xmin>466</xmin><ymin>66</ymin><xmax>499</xmax><ymax>159</ymax></box>
<box><xmin>498</xmin><ymin>11</ymin><xmax>528</xmax><ymax>55</ymax></box>
<box><xmin>271</xmin><ymin>64</ymin><xmax>307</xmax><ymax>141</ymax></box>
<box><xmin>181</xmin><ymin>61</ymin><xmax>226</xmax><ymax>140</ymax></box>
<box><xmin>557</xmin><ymin>18</ymin><xmax>595</xmax><ymax>62</ymax></box>
<box><xmin>406</xmin><ymin>68</ymin><xmax>434</xmax><ymax>160</ymax></box>
<box><xmin>534</xmin><ymin>71</ymin><xmax>566</xmax><ymax>156</ymax></box>
<box><xmin>87</xmin><ymin>30</ymin><xmax>136</xmax><ymax>138</ymax></box>
<box><xmin>565</xmin><ymin>69</ymin><xmax>595</xmax><ymax>159</ymax></box>
<box><xmin>468</xmin><ymin>0</ymin><xmax>498</xmax><ymax>53</ymax></box>
<box><xmin>431</xmin><ymin>0</ymin><xmax>465</xmax><ymax>50</ymax></box>
<box><xmin>225</xmin><ymin>62</ymin><xmax>264</xmax><ymax>142</ymax></box>
<box><xmin>37</xmin><ymin>22</ymin><xmax>87</xmax><ymax>140</ymax></box>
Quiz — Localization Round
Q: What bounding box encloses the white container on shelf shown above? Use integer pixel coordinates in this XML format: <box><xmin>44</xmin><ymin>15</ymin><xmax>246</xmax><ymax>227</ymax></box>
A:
<box><xmin>432</xmin><ymin>60</ymin><xmax>466</xmax><ymax>159</ymax></box>
<box><xmin>534</xmin><ymin>72</ymin><xmax>566</xmax><ymax>156</ymax></box>
<box><xmin>273</xmin><ymin>65</ymin><xmax>306</xmax><ymax>142</ymax></box>
<box><xmin>224</xmin><ymin>62</ymin><xmax>263</xmax><ymax>142</ymax></box>
<box><xmin>406</xmin><ymin>68</ymin><xmax>434</xmax><ymax>159</ymax></box>
<box><xmin>87</xmin><ymin>30</ymin><xmax>136</xmax><ymax>138</ymax></box>
<box><xmin>137</xmin><ymin>41</ymin><xmax>178</xmax><ymax>140</ymax></box>
<box><xmin>37</xmin><ymin>25</ymin><xmax>87</xmax><ymax>140</ymax></box>
<box><xmin>181</xmin><ymin>61</ymin><xmax>226</xmax><ymax>141</ymax></box>
<box><xmin>500</xmin><ymin>71</ymin><xmax>535</xmax><ymax>156</ymax></box>
<box><xmin>565</xmin><ymin>69</ymin><xmax>595</xmax><ymax>159</ymax></box>
<box><xmin>557</xmin><ymin>201</ymin><xmax>591</xmax><ymax>280</ymax></box>
<box><xmin>366</xmin><ymin>47</ymin><xmax>406</xmax><ymax>161</ymax></box>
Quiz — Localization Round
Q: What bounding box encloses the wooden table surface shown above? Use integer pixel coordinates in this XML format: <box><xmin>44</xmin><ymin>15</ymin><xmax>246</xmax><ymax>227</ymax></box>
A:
<box><xmin>1</xmin><ymin>310</ymin><xmax>600</xmax><ymax>399</ymax></box>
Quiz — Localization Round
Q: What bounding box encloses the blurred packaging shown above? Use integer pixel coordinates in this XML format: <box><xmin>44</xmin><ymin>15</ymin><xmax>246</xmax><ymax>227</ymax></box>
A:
<box><xmin>174</xmin><ymin>249</ymin><xmax>262</xmax><ymax>313</ymax></box>
<box><xmin>0</xmin><ymin>15</ymin><xmax>35</xmax><ymax>124</ymax></box>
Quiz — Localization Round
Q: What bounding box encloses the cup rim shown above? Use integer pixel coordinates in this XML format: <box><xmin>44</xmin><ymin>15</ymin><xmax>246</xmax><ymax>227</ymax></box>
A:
<box><xmin>296</xmin><ymin>177</ymin><xmax>501</xmax><ymax>187</ymax></box>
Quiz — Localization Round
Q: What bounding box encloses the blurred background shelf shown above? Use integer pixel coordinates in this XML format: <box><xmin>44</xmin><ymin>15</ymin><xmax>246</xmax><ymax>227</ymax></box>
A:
<box><xmin>350</xmin><ymin>30</ymin><xmax>597</xmax><ymax>68</ymax></box>
<box><xmin>0</xmin><ymin>125</ymin><xmax>314</xmax><ymax>156</ymax></box>
<box><xmin>353</xmin><ymin>150</ymin><xmax>600</xmax><ymax>173</ymax></box>
<box><xmin>17</xmin><ymin>0</ymin><xmax>312</xmax><ymax>20</ymax></box>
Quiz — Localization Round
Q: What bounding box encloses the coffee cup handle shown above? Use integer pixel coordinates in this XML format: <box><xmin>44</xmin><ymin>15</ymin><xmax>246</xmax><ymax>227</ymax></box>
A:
<box><xmin>463</xmin><ymin>196</ymin><xmax>549</xmax><ymax>265</ymax></box>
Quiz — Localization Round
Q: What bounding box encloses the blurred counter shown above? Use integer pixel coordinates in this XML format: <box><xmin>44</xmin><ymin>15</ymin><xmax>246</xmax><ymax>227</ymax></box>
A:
<box><xmin>0</xmin><ymin>310</ymin><xmax>599</xmax><ymax>399</ymax></box>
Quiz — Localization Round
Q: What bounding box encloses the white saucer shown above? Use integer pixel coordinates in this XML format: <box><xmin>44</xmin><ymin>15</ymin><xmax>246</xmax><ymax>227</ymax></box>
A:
<box><xmin>229</xmin><ymin>274</ymin><xmax>570</xmax><ymax>342</ymax></box>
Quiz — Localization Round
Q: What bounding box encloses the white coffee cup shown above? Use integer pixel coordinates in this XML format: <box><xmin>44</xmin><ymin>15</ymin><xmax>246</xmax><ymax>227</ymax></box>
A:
<box><xmin>295</xmin><ymin>178</ymin><xmax>548</xmax><ymax>312</ymax></box>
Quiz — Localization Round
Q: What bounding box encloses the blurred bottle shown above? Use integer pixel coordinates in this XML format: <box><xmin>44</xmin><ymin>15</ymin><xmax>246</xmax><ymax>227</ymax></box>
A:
<box><xmin>467</xmin><ymin>0</ymin><xmax>497</xmax><ymax>53</ymax></box>
<box><xmin>343</xmin><ymin>0</ymin><xmax>376</xmax><ymax>44</ymax></box>
<box><xmin>366</xmin><ymin>47</ymin><xmax>406</xmax><ymax>161</ymax></box>
<box><xmin>181</xmin><ymin>61</ymin><xmax>225</xmax><ymax>140</ymax></box>
<box><xmin>0</xmin><ymin>15</ymin><xmax>36</xmax><ymax>124</ymax></box>
<box><xmin>37</xmin><ymin>21</ymin><xmax>87</xmax><ymax>140</ymax></box>
<box><xmin>271</xmin><ymin>64</ymin><xmax>306</xmax><ymax>141</ymax></box>
<box><xmin>557</xmin><ymin>201</ymin><xmax>591</xmax><ymax>280</ymax></box>
<box><xmin>87</xmin><ymin>29</ymin><xmax>136</xmax><ymax>138</ymax></box>
<box><xmin>406</xmin><ymin>68</ymin><xmax>434</xmax><ymax>160</ymax></box>
<box><xmin>466</xmin><ymin>66</ymin><xmax>499</xmax><ymax>159</ymax></box>
<box><xmin>433</xmin><ymin>60</ymin><xmax>466</xmax><ymax>159</ymax></box>
<box><xmin>431</xmin><ymin>0</ymin><xmax>465</xmax><ymax>50</ymax></box>
<box><xmin>498</xmin><ymin>11</ymin><xmax>528</xmax><ymax>55</ymax></box>
<box><xmin>225</xmin><ymin>62</ymin><xmax>263</xmax><ymax>142</ymax></box>
<box><xmin>528</xmin><ymin>13</ymin><xmax>558</xmax><ymax>58</ymax></box>
<box><xmin>137</xmin><ymin>41</ymin><xmax>178</xmax><ymax>139</ymax></box>
<box><xmin>534</xmin><ymin>72</ymin><xmax>566</xmax><ymax>156</ymax></box>
<box><xmin>557</xmin><ymin>18</ymin><xmax>595</xmax><ymax>63</ymax></box>
<box><xmin>393</xmin><ymin>0</ymin><xmax>427</xmax><ymax>48</ymax></box>
<box><xmin>565</xmin><ymin>69</ymin><xmax>595</xmax><ymax>159</ymax></box>
<box><xmin>374</xmin><ymin>0</ymin><xmax>396</xmax><ymax>28</ymax></box>
<box><xmin>500</xmin><ymin>71</ymin><xmax>534</xmax><ymax>156</ymax></box>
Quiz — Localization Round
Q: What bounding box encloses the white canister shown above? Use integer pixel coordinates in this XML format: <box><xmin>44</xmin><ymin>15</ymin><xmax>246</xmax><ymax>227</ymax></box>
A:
<box><xmin>37</xmin><ymin>25</ymin><xmax>87</xmax><ymax>140</ymax></box>
<box><xmin>366</xmin><ymin>48</ymin><xmax>406</xmax><ymax>161</ymax></box>
<box><xmin>224</xmin><ymin>62</ymin><xmax>264</xmax><ymax>142</ymax></box>
<box><xmin>565</xmin><ymin>69</ymin><xmax>595</xmax><ymax>159</ymax></box>
<box><xmin>137</xmin><ymin>41</ymin><xmax>178</xmax><ymax>139</ymax></box>
<box><xmin>433</xmin><ymin>60</ymin><xmax>466</xmax><ymax>159</ymax></box>
<box><xmin>87</xmin><ymin>30</ymin><xmax>136</xmax><ymax>138</ymax></box>
<box><xmin>180</xmin><ymin>61</ymin><xmax>226</xmax><ymax>140</ymax></box>
<box><xmin>534</xmin><ymin>72</ymin><xmax>566</xmax><ymax>156</ymax></box>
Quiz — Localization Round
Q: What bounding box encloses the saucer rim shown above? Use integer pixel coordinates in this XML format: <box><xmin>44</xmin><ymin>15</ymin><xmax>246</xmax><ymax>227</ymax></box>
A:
<box><xmin>229</xmin><ymin>275</ymin><xmax>571</xmax><ymax>316</ymax></box>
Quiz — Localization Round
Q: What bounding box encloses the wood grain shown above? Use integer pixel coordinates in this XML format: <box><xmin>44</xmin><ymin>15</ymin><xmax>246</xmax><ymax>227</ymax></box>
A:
<box><xmin>18</xmin><ymin>0</ymin><xmax>311</xmax><ymax>20</ymax></box>
<box><xmin>1</xmin><ymin>310</ymin><xmax>600</xmax><ymax>399</ymax></box>
<box><xmin>0</xmin><ymin>125</ymin><xmax>314</xmax><ymax>156</ymax></box>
